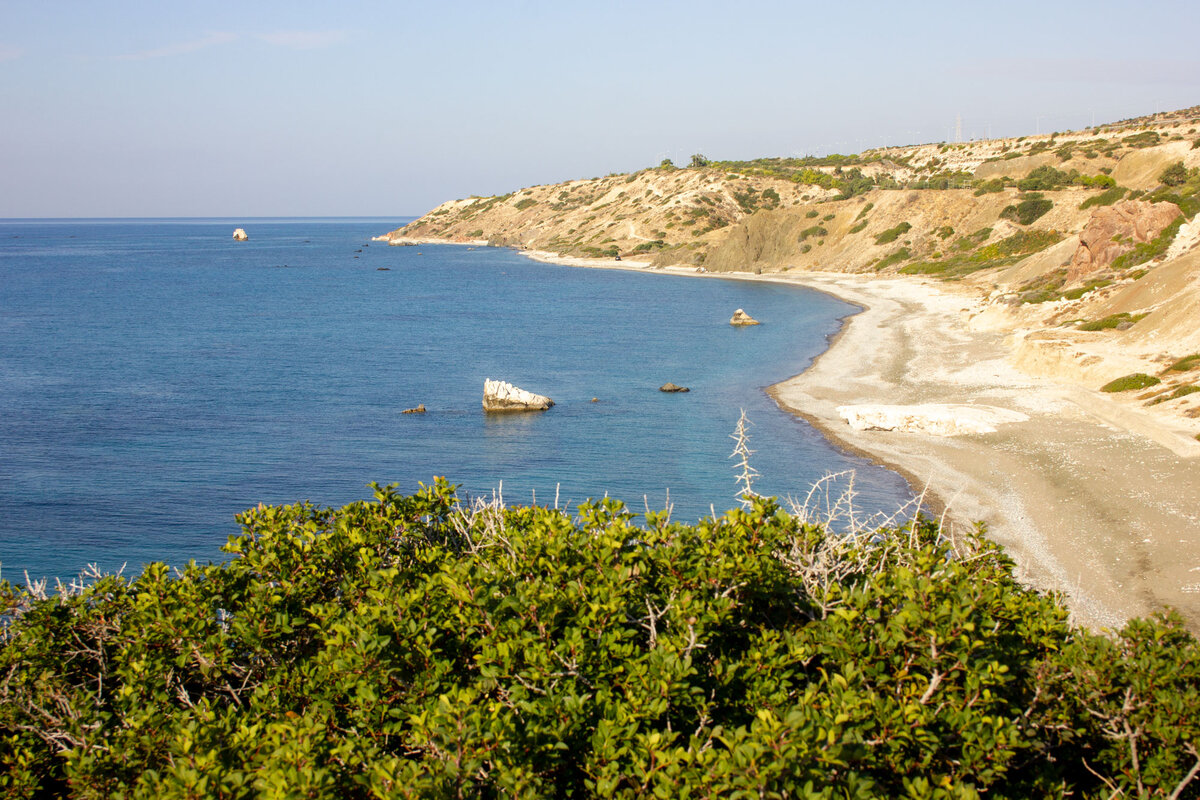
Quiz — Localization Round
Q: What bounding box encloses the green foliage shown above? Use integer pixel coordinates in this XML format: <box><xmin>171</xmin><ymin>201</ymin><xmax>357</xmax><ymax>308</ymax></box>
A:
<box><xmin>973</xmin><ymin>178</ymin><xmax>1008</xmax><ymax>196</ymax></box>
<box><xmin>1017</xmin><ymin>165</ymin><xmax>1072</xmax><ymax>191</ymax></box>
<box><xmin>689</xmin><ymin>154</ymin><xmax>709</xmax><ymax>168</ymax></box>
<box><xmin>633</xmin><ymin>240</ymin><xmax>666</xmax><ymax>252</ymax></box>
<box><xmin>902</xmin><ymin>231</ymin><xmax>1064</xmax><ymax>279</ymax></box>
<box><xmin>1017</xmin><ymin>268</ymin><xmax>1069</xmax><ymax>304</ymax></box>
<box><xmin>1101</xmin><ymin>373</ymin><xmax>1162</xmax><ymax>392</ymax></box>
<box><xmin>805</xmin><ymin>209</ymin><xmax>819</xmax><ymax>218</ymax></box>
<box><xmin>1160</xmin><ymin>162</ymin><xmax>1189</xmax><ymax>187</ymax></box>
<box><xmin>854</xmin><ymin>202</ymin><xmax>874</xmax><ymax>221</ymax></box>
<box><xmin>1078</xmin><ymin>312</ymin><xmax>1149</xmax><ymax>331</ymax></box>
<box><xmin>873</xmin><ymin>221</ymin><xmax>911</xmax><ymax>245</ymax></box>
<box><xmin>5</xmin><ymin>483</ymin><xmax>1200</xmax><ymax>797</ymax></box>
<box><xmin>798</xmin><ymin>225</ymin><xmax>827</xmax><ymax>242</ymax></box>
<box><xmin>659</xmin><ymin>158</ymin><xmax>676</xmax><ymax>170</ymax></box>
<box><xmin>875</xmin><ymin>247</ymin><xmax>911</xmax><ymax>270</ymax></box>
<box><xmin>1123</xmin><ymin>131</ymin><xmax>1162</xmax><ymax>148</ymax></box>
<box><xmin>1169</xmin><ymin>354</ymin><xmax>1200</xmax><ymax>372</ymax></box>
<box><xmin>1060</xmin><ymin>278</ymin><xmax>1113</xmax><ymax>300</ymax></box>
<box><xmin>4</xmin><ymin>484</ymin><xmax>1200</xmax><ymax>798</ymax></box>
<box><xmin>514</xmin><ymin>198</ymin><xmax>538</xmax><ymax>211</ymax></box>
<box><xmin>1080</xmin><ymin>186</ymin><xmax>1128</xmax><ymax>210</ymax></box>
<box><xmin>936</xmin><ymin>225</ymin><xmax>955</xmax><ymax>240</ymax></box>
<box><xmin>1000</xmin><ymin>197</ymin><xmax>1053</xmax><ymax>225</ymax></box>
<box><xmin>1161</xmin><ymin>385</ymin><xmax>1200</xmax><ymax>402</ymax></box>
<box><xmin>467</xmin><ymin>229</ymin><xmax>484</xmax><ymax>238</ymax></box>
<box><xmin>1112</xmin><ymin>217</ymin><xmax>1184</xmax><ymax>270</ymax></box>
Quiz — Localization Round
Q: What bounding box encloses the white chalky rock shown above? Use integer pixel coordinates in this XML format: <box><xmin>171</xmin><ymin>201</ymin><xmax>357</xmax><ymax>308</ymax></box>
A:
<box><xmin>483</xmin><ymin>379</ymin><xmax>554</xmax><ymax>412</ymax></box>
<box><xmin>837</xmin><ymin>404</ymin><xmax>1028</xmax><ymax>436</ymax></box>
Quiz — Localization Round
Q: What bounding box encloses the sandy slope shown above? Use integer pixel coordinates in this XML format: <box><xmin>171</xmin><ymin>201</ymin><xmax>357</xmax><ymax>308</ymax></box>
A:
<box><xmin>765</xmin><ymin>273</ymin><xmax>1200</xmax><ymax>632</ymax></box>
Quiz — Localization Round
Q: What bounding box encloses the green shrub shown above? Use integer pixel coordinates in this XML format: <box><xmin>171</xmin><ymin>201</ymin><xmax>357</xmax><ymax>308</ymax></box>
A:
<box><xmin>875</xmin><ymin>247</ymin><xmax>911</xmax><ymax>270</ymax></box>
<box><xmin>1101</xmin><ymin>373</ymin><xmax>1162</xmax><ymax>392</ymax></box>
<box><xmin>1000</xmin><ymin>198</ymin><xmax>1054</xmax><ymax>225</ymax></box>
<box><xmin>1078</xmin><ymin>312</ymin><xmax>1148</xmax><ymax>331</ymax></box>
<box><xmin>1165</xmin><ymin>385</ymin><xmax>1200</xmax><ymax>401</ymax></box>
<box><xmin>854</xmin><ymin>202</ymin><xmax>873</xmax><ymax>221</ymax></box>
<box><xmin>1168</xmin><ymin>354</ymin><xmax>1200</xmax><ymax>372</ymax></box>
<box><xmin>468</xmin><ymin>229</ymin><xmax>484</xmax><ymax>238</ymax></box>
<box><xmin>805</xmin><ymin>209</ymin><xmax>819</xmax><ymax>218</ymax></box>
<box><xmin>5</xmin><ymin>482</ymin><xmax>1200</xmax><ymax>797</ymax></box>
<box><xmin>848</xmin><ymin>220</ymin><xmax>868</xmax><ymax>234</ymax></box>
<box><xmin>1018</xmin><ymin>165</ymin><xmax>1072</xmax><ymax>191</ymax></box>
<box><xmin>514</xmin><ymin>198</ymin><xmax>538</xmax><ymax>210</ymax></box>
<box><xmin>936</xmin><ymin>225</ymin><xmax>955</xmax><ymax>239</ymax></box>
<box><xmin>798</xmin><ymin>225</ymin><xmax>827</xmax><ymax>242</ymax></box>
<box><xmin>874</xmin><ymin>221</ymin><xmax>911</xmax><ymax>245</ymax></box>
<box><xmin>1160</xmin><ymin>161</ymin><xmax>1190</xmax><ymax>187</ymax></box>
<box><xmin>1080</xmin><ymin>186</ymin><xmax>1127</xmax><ymax>210</ymax></box>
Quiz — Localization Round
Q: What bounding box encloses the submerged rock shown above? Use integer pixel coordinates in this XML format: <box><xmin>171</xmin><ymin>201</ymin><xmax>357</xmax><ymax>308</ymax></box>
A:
<box><xmin>232</xmin><ymin>228</ymin><xmax>249</xmax><ymax>241</ymax></box>
<box><xmin>659</xmin><ymin>383</ymin><xmax>690</xmax><ymax>393</ymax></box>
<box><xmin>483</xmin><ymin>380</ymin><xmax>554</xmax><ymax>412</ymax></box>
<box><xmin>730</xmin><ymin>308</ymin><xmax>760</xmax><ymax>326</ymax></box>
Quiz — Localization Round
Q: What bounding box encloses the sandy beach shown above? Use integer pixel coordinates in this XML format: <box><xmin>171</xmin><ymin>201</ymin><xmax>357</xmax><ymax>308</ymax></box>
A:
<box><xmin>515</xmin><ymin>248</ymin><xmax>1200</xmax><ymax>632</ymax></box>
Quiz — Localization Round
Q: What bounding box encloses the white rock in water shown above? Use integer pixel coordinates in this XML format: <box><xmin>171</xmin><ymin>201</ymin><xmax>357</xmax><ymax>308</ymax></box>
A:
<box><xmin>232</xmin><ymin>228</ymin><xmax>249</xmax><ymax>241</ymax></box>
<box><xmin>483</xmin><ymin>379</ymin><xmax>554</xmax><ymax>412</ymax></box>
<box><xmin>730</xmin><ymin>308</ymin><xmax>760</xmax><ymax>326</ymax></box>
<box><xmin>836</xmin><ymin>404</ymin><xmax>1028</xmax><ymax>436</ymax></box>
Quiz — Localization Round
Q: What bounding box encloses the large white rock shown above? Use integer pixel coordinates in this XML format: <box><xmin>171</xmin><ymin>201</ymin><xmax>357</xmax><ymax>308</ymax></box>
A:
<box><xmin>483</xmin><ymin>379</ymin><xmax>554</xmax><ymax>412</ymax></box>
<box><xmin>232</xmin><ymin>228</ymin><xmax>249</xmax><ymax>241</ymax></box>
<box><xmin>837</xmin><ymin>404</ymin><xmax>1028</xmax><ymax>436</ymax></box>
<box><xmin>730</xmin><ymin>308</ymin><xmax>760</xmax><ymax>326</ymax></box>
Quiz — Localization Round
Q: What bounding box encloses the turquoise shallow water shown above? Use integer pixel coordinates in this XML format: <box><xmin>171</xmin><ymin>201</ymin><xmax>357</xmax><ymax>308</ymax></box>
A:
<box><xmin>0</xmin><ymin>218</ymin><xmax>914</xmax><ymax>581</ymax></box>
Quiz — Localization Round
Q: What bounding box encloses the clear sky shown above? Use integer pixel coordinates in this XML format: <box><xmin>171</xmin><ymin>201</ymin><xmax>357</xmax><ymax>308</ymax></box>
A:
<box><xmin>2</xmin><ymin>0</ymin><xmax>1198</xmax><ymax>218</ymax></box>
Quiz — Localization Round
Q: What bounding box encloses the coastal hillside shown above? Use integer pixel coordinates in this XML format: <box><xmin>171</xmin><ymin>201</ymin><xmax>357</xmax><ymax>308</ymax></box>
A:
<box><xmin>384</xmin><ymin>106</ymin><xmax>1200</xmax><ymax>441</ymax></box>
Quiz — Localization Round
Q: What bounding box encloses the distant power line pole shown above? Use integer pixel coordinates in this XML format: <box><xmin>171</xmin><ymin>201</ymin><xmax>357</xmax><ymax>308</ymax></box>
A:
<box><xmin>955</xmin><ymin>114</ymin><xmax>962</xmax><ymax>144</ymax></box>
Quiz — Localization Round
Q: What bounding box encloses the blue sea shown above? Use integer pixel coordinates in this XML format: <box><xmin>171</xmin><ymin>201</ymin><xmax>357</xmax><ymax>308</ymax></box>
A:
<box><xmin>0</xmin><ymin>218</ymin><xmax>914</xmax><ymax>582</ymax></box>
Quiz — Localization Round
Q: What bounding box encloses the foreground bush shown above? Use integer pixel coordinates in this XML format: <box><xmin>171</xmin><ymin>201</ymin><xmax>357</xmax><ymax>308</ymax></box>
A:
<box><xmin>2</xmin><ymin>481</ymin><xmax>1199</xmax><ymax>798</ymax></box>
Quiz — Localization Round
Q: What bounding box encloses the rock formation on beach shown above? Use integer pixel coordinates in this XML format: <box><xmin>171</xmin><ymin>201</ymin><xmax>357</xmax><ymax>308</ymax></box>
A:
<box><xmin>837</xmin><ymin>404</ymin><xmax>1029</xmax><ymax>436</ymax></box>
<box><xmin>232</xmin><ymin>228</ymin><xmax>248</xmax><ymax>241</ymax></box>
<box><xmin>730</xmin><ymin>309</ymin><xmax>760</xmax><ymax>326</ymax></box>
<box><xmin>482</xmin><ymin>380</ymin><xmax>554</xmax><ymax>411</ymax></box>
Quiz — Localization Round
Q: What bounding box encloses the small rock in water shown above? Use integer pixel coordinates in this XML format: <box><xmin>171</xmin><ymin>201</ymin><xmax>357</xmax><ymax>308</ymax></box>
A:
<box><xmin>659</xmin><ymin>383</ymin><xmax>690</xmax><ymax>393</ymax></box>
<box><xmin>591</xmin><ymin>397</ymin><xmax>599</xmax><ymax>403</ymax></box>
<box><xmin>730</xmin><ymin>308</ymin><xmax>760</xmax><ymax>326</ymax></box>
<box><xmin>377</xmin><ymin>267</ymin><xmax>391</xmax><ymax>271</ymax></box>
<box><xmin>232</xmin><ymin>228</ymin><xmax>249</xmax><ymax>241</ymax></box>
<box><xmin>402</xmin><ymin>404</ymin><xmax>426</xmax><ymax>414</ymax></box>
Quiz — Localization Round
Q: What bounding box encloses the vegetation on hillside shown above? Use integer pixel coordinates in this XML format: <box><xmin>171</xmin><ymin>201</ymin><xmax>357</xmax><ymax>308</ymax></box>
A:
<box><xmin>3</xmin><ymin>478</ymin><xmax>1200</xmax><ymax>798</ymax></box>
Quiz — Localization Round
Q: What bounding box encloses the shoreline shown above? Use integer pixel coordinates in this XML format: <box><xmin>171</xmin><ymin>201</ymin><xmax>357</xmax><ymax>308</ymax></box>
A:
<box><xmin>391</xmin><ymin>238</ymin><xmax>1200</xmax><ymax>631</ymax></box>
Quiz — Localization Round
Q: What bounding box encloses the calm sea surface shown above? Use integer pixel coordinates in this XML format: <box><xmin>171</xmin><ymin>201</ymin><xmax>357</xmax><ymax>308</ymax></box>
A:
<box><xmin>0</xmin><ymin>218</ymin><xmax>913</xmax><ymax>581</ymax></box>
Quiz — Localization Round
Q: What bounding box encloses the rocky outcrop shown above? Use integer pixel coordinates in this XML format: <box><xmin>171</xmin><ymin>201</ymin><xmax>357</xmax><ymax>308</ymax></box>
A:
<box><xmin>659</xmin><ymin>383</ymin><xmax>690</xmax><ymax>393</ymax></box>
<box><xmin>1067</xmin><ymin>200</ymin><xmax>1181</xmax><ymax>281</ymax></box>
<box><xmin>730</xmin><ymin>309</ymin><xmax>760</xmax><ymax>326</ymax></box>
<box><xmin>483</xmin><ymin>380</ymin><xmax>553</xmax><ymax>412</ymax></box>
<box><xmin>402</xmin><ymin>404</ymin><xmax>426</xmax><ymax>414</ymax></box>
<box><xmin>837</xmin><ymin>404</ymin><xmax>1029</xmax><ymax>436</ymax></box>
<box><xmin>232</xmin><ymin>228</ymin><xmax>249</xmax><ymax>241</ymax></box>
